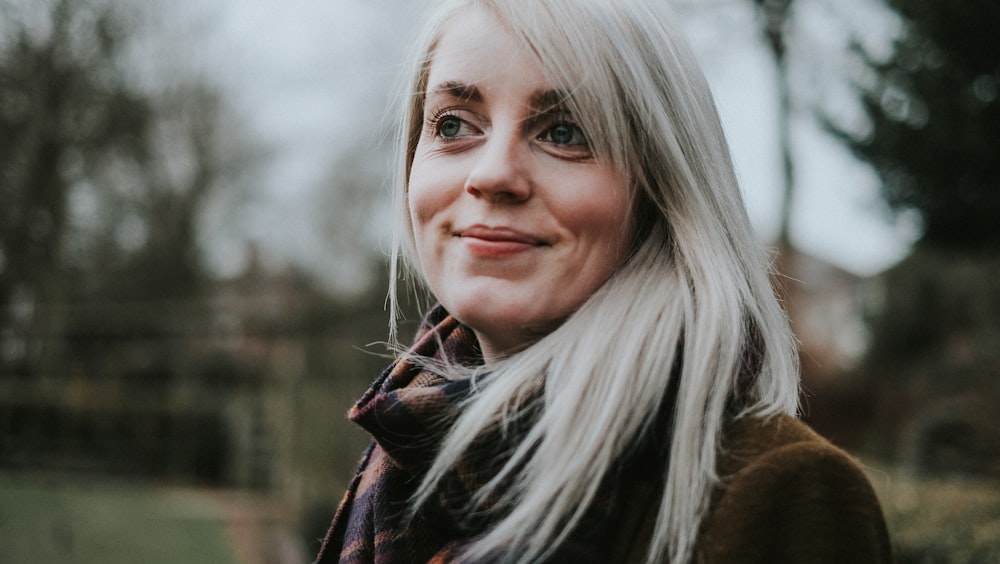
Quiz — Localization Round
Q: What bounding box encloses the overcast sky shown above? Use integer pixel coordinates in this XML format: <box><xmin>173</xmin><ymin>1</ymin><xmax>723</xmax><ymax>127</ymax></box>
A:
<box><xmin>152</xmin><ymin>0</ymin><xmax>917</xmax><ymax>292</ymax></box>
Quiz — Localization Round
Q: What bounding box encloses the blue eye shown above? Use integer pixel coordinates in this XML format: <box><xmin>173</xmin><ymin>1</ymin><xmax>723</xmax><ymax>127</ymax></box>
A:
<box><xmin>439</xmin><ymin>116</ymin><xmax>463</xmax><ymax>138</ymax></box>
<box><xmin>545</xmin><ymin>123</ymin><xmax>587</xmax><ymax>146</ymax></box>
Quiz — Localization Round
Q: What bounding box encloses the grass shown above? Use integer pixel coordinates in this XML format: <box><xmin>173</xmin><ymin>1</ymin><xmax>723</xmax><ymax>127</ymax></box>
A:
<box><xmin>864</xmin><ymin>464</ymin><xmax>1000</xmax><ymax>563</ymax></box>
<box><xmin>0</xmin><ymin>473</ymin><xmax>236</xmax><ymax>564</ymax></box>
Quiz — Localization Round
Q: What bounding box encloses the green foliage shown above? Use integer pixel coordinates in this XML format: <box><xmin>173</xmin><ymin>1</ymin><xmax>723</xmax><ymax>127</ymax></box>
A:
<box><xmin>828</xmin><ymin>0</ymin><xmax>1000</xmax><ymax>251</ymax></box>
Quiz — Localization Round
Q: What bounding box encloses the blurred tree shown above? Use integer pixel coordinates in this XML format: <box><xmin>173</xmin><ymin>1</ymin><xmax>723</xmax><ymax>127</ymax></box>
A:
<box><xmin>79</xmin><ymin>81</ymin><xmax>251</xmax><ymax>302</ymax></box>
<box><xmin>0</xmin><ymin>0</ymin><xmax>254</xmax><ymax>379</ymax></box>
<box><xmin>750</xmin><ymin>0</ymin><xmax>795</xmax><ymax>252</ymax></box>
<box><xmin>826</xmin><ymin>0</ymin><xmax>1000</xmax><ymax>479</ymax></box>
<box><xmin>827</xmin><ymin>0</ymin><xmax>1000</xmax><ymax>251</ymax></box>
<box><xmin>0</xmin><ymin>0</ymin><xmax>153</xmax><ymax>377</ymax></box>
<box><xmin>0</xmin><ymin>0</ymin><xmax>271</xmax><ymax>485</ymax></box>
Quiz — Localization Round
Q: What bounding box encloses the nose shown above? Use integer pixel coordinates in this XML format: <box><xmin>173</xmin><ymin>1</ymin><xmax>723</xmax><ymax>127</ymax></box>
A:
<box><xmin>464</xmin><ymin>128</ymin><xmax>532</xmax><ymax>203</ymax></box>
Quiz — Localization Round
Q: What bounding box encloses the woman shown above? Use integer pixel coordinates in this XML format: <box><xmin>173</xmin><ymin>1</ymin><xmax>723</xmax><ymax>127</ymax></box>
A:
<box><xmin>317</xmin><ymin>0</ymin><xmax>892</xmax><ymax>562</ymax></box>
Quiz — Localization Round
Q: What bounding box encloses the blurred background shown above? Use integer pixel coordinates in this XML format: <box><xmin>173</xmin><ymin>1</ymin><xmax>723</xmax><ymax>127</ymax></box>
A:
<box><xmin>0</xmin><ymin>0</ymin><xmax>997</xmax><ymax>562</ymax></box>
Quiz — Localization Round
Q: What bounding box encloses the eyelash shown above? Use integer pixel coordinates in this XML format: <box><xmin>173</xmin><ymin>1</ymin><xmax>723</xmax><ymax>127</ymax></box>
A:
<box><xmin>424</xmin><ymin>106</ymin><xmax>590</xmax><ymax>153</ymax></box>
<box><xmin>426</xmin><ymin>107</ymin><xmax>473</xmax><ymax>140</ymax></box>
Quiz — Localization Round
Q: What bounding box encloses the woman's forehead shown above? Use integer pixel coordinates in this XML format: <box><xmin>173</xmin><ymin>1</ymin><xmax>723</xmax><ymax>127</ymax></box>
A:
<box><xmin>425</xmin><ymin>8</ymin><xmax>541</xmax><ymax>89</ymax></box>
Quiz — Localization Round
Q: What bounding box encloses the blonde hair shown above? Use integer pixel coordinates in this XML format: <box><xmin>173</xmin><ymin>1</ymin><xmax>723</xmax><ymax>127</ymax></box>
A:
<box><xmin>388</xmin><ymin>0</ymin><xmax>800</xmax><ymax>562</ymax></box>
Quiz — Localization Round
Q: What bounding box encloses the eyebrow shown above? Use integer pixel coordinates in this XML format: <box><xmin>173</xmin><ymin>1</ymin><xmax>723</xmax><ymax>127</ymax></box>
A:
<box><xmin>427</xmin><ymin>81</ymin><xmax>483</xmax><ymax>103</ymax></box>
<box><xmin>426</xmin><ymin>82</ymin><xmax>572</xmax><ymax>115</ymax></box>
<box><xmin>528</xmin><ymin>89</ymin><xmax>572</xmax><ymax>114</ymax></box>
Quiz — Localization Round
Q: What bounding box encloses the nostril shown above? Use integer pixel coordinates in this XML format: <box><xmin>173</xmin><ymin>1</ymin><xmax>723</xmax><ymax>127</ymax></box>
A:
<box><xmin>465</xmin><ymin>180</ymin><xmax>531</xmax><ymax>203</ymax></box>
<box><xmin>464</xmin><ymin>166</ymin><xmax>531</xmax><ymax>202</ymax></box>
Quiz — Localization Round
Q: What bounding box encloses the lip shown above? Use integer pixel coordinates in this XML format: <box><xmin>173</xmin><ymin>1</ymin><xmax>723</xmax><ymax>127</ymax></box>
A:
<box><xmin>455</xmin><ymin>225</ymin><xmax>547</xmax><ymax>258</ymax></box>
<box><xmin>457</xmin><ymin>225</ymin><xmax>546</xmax><ymax>244</ymax></box>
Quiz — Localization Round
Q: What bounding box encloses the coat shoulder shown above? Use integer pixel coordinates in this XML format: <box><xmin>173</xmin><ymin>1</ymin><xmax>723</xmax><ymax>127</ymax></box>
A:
<box><xmin>698</xmin><ymin>414</ymin><xmax>893</xmax><ymax>564</ymax></box>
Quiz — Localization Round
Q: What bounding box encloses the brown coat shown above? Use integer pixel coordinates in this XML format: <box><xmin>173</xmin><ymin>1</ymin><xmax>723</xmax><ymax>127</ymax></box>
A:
<box><xmin>691</xmin><ymin>414</ymin><xmax>893</xmax><ymax>563</ymax></box>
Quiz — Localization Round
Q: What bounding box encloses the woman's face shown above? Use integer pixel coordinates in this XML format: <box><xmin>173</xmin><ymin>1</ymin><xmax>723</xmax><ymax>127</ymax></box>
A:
<box><xmin>408</xmin><ymin>7</ymin><xmax>634</xmax><ymax>361</ymax></box>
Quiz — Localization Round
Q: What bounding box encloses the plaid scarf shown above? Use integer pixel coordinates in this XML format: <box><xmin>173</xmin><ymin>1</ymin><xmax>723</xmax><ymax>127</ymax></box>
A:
<box><xmin>315</xmin><ymin>306</ymin><xmax>666</xmax><ymax>563</ymax></box>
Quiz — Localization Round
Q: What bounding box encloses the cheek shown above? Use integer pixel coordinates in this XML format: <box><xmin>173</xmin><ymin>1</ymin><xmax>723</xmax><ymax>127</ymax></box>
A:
<box><xmin>407</xmin><ymin>172</ymin><xmax>436</xmax><ymax>241</ymax></box>
<box><xmin>407</xmin><ymin>159</ymin><xmax>455</xmax><ymax>230</ymax></box>
<box><xmin>569</xmin><ymin>180</ymin><xmax>634</xmax><ymax>253</ymax></box>
<box><xmin>407</xmin><ymin>161</ymin><xmax>459</xmax><ymax>282</ymax></box>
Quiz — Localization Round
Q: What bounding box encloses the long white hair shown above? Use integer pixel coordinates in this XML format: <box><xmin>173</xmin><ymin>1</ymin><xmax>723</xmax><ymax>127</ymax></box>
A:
<box><xmin>387</xmin><ymin>0</ymin><xmax>800</xmax><ymax>562</ymax></box>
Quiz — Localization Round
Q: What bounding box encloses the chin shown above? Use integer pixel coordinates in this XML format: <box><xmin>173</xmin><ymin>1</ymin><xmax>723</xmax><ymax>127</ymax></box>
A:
<box><xmin>457</xmin><ymin>306</ymin><xmax>560</xmax><ymax>350</ymax></box>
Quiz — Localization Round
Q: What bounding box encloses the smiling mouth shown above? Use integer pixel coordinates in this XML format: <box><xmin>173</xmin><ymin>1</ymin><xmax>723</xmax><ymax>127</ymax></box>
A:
<box><xmin>455</xmin><ymin>225</ymin><xmax>548</xmax><ymax>257</ymax></box>
<box><xmin>458</xmin><ymin>226</ymin><xmax>545</xmax><ymax>244</ymax></box>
